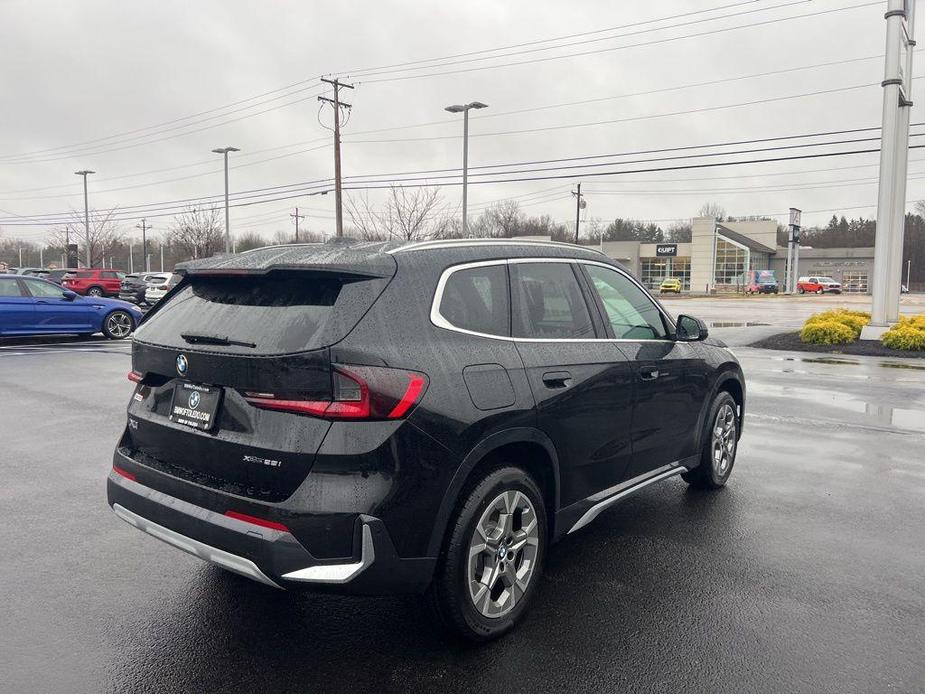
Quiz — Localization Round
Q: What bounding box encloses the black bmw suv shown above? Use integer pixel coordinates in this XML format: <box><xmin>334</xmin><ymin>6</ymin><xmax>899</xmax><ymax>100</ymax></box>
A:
<box><xmin>108</xmin><ymin>238</ymin><xmax>745</xmax><ymax>640</ymax></box>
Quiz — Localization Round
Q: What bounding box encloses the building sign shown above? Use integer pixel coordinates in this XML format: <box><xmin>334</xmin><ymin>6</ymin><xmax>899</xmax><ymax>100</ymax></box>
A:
<box><xmin>655</xmin><ymin>244</ymin><xmax>677</xmax><ymax>257</ymax></box>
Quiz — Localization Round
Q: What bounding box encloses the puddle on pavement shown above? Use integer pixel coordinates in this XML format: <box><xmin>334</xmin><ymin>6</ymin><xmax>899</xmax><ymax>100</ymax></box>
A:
<box><xmin>747</xmin><ymin>382</ymin><xmax>925</xmax><ymax>433</ymax></box>
<box><xmin>879</xmin><ymin>362</ymin><xmax>925</xmax><ymax>371</ymax></box>
<box><xmin>793</xmin><ymin>357</ymin><xmax>861</xmax><ymax>366</ymax></box>
<box><xmin>709</xmin><ymin>321</ymin><xmax>771</xmax><ymax>328</ymax></box>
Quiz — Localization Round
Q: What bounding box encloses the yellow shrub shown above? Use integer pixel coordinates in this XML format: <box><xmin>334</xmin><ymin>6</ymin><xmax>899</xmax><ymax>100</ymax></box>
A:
<box><xmin>882</xmin><ymin>315</ymin><xmax>925</xmax><ymax>351</ymax></box>
<box><xmin>804</xmin><ymin>309</ymin><xmax>870</xmax><ymax>339</ymax></box>
<box><xmin>800</xmin><ymin>320</ymin><xmax>857</xmax><ymax>345</ymax></box>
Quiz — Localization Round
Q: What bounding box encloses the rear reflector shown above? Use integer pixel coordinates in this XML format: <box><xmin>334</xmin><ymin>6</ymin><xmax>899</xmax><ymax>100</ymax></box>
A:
<box><xmin>243</xmin><ymin>364</ymin><xmax>428</xmax><ymax>421</ymax></box>
<box><xmin>224</xmin><ymin>510</ymin><xmax>290</xmax><ymax>533</ymax></box>
<box><xmin>112</xmin><ymin>465</ymin><xmax>136</xmax><ymax>482</ymax></box>
<box><xmin>127</xmin><ymin>371</ymin><xmax>143</xmax><ymax>383</ymax></box>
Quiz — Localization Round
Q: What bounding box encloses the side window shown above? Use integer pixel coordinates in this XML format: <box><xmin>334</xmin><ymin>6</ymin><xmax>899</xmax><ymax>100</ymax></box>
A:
<box><xmin>437</xmin><ymin>264</ymin><xmax>510</xmax><ymax>337</ymax></box>
<box><xmin>23</xmin><ymin>279</ymin><xmax>66</xmax><ymax>298</ymax></box>
<box><xmin>102</xmin><ymin>271</ymin><xmax>118</xmax><ymax>279</ymax></box>
<box><xmin>511</xmin><ymin>262</ymin><xmax>595</xmax><ymax>339</ymax></box>
<box><xmin>583</xmin><ymin>264</ymin><xmax>668</xmax><ymax>340</ymax></box>
<box><xmin>0</xmin><ymin>278</ymin><xmax>23</xmax><ymax>297</ymax></box>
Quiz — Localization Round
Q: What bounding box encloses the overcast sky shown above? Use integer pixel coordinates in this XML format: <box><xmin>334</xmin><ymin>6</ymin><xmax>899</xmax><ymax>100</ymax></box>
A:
<box><xmin>0</xmin><ymin>0</ymin><xmax>909</xmax><ymax>244</ymax></box>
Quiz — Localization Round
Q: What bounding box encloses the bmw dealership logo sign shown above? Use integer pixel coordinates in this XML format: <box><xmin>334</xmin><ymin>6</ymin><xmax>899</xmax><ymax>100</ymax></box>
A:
<box><xmin>176</xmin><ymin>354</ymin><xmax>189</xmax><ymax>376</ymax></box>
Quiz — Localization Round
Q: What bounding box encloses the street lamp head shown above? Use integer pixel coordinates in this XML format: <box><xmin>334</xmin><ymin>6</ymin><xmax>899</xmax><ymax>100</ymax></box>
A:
<box><xmin>212</xmin><ymin>147</ymin><xmax>240</xmax><ymax>154</ymax></box>
<box><xmin>74</xmin><ymin>170</ymin><xmax>95</xmax><ymax>176</ymax></box>
<box><xmin>444</xmin><ymin>105</ymin><xmax>466</xmax><ymax>113</ymax></box>
<box><xmin>468</xmin><ymin>101</ymin><xmax>488</xmax><ymax>110</ymax></box>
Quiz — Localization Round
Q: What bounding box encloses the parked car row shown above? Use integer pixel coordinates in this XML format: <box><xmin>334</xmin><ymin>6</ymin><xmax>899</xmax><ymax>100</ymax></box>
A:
<box><xmin>118</xmin><ymin>273</ymin><xmax>175</xmax><ymax>305</ymax></box>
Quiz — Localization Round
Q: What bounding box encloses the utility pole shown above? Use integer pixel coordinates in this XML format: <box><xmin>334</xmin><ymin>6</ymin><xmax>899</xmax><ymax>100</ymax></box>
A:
<box><xmin>907</xmin><ymin>259</ymin><xmax>913</xmax><ymax>289</ymax></box>
<box><xmin>291</xmin><ymin>207</ymin><xmax>305</xmax><ymax>242</ymax></box>
<box><xmin>136</xmin><ymin>219</ymin><xmax>151</xmax><ymax>272</ymax></box>
<box><xmin>319</xmin><ymin>77</ymin><xmax>354</xmax><ymax>237</ymax></box>
<box><xmin>74</xmin><ymin>170</ymin><xmax>95</xmax><ymax>266</ymax></box>
<box><xmin>212</xmin><ymin>147</ymin><xmax>239</xmax><ymax>253</ymax></box>
<box><xmin>866</xmin><ymin>0</ymin><xmax>917</xmax><ymax>337</ymax></box>
<box><xmin>788</xmin><ymin>208</ymin><xmax>802</xmax><ymax>294</ymax></box>
<box><xmin>160</xmin><ymin>244</ymin><xmax>165</xmax><ymax>272</ymax></box>
<box><xmin>571</xmin><ymin>183</ymin><xmax>584</xmax><ymax>244</ymax></box>
<box><xmin>444</xmin><ymin>102</ymin><xmax>488</xmax><ymax>235</ymax></box>
<box><xmin>129</xmin><ymin>240</ymin><xmax>134</xmax><ymax>274</ymax></box>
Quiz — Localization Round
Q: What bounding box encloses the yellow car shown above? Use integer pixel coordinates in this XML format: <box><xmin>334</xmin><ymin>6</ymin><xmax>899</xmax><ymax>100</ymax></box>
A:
<box><xmin>659</xmin><ymin>278</ymin><xmax>682</xmax><ymax>294</ymax></box>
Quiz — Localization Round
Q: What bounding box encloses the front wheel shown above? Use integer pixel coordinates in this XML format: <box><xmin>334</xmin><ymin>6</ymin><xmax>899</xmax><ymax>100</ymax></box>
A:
<box><xmin>816</xmin><ymin>287</ymin><xmax>824</xmax><ymax>295</ymax></box>
<box><xmin>683</xmin><ymin>391</ymin><xmax>739</xmax><ymax>490</ymax></box>
<box><xmin>798</xmin><ymin>287</ymin><xmax>805</xmax><ymax>294</ymax></box>
<box><xmin>86</xmin><ymin>286</ymin><xmax>104</xmax><ymax>297</ymax></box>
<box><xmin>427</xmin><ymin>466</ymin><xmax>546</xmax><ymax>641</ymax></box>
<box><xmin>102</xmin><ymin>310</ymin><xmax>134</xmax><ymax>339</ymax></box>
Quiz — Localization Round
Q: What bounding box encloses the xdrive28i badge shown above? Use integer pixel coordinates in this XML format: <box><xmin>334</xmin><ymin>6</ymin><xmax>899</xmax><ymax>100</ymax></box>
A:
<box><xmin>176</xmin><ymin>354</ymin><xmax>189</xmax><ymax>376</ymax></box>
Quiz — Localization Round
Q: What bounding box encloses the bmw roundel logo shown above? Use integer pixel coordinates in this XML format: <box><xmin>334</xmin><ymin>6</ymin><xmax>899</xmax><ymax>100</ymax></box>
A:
<box><xmin>176</xmin><ymin>354</ymin><xmax>188</xmax><ymax>376</ymax></box>
<box><xmin>188</xmin><ymin>391</ymin><xmax>201</xmax><ymax>410</ymax></box>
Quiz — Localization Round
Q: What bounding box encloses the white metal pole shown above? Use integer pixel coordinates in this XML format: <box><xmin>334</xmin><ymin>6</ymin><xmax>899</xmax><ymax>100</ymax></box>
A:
<box><xmin>785</xmin><ymin>234</ymin><xmax>794</xmax><ymax>293</ymax></box>
<box><xmin>870</xmin><ymin>0</ymin><xmax>907</xmax><ymax>327</ymax></box>
<box><xmin>710</xmin><ymin>219</ymin><xmax>718</xmax><ymax>293</ymax></box>
<box><xmin>886</xmin><ymin>0</ymin><xmax>916</xmax><ymax>321</ymax></box>
<box><xmin>129</xmin><ymin>241</ymin><xmax>134</xmax><ymax>274</ymax></box>
<box><xmin>223</xmin><ymin>151</ymin><xmax>231</xmax><ymax>253</ymax></box>
<box><xmin>462</xmin><ymin>108</ymin><xmax>469</xmax><ymax>237</ymax></box>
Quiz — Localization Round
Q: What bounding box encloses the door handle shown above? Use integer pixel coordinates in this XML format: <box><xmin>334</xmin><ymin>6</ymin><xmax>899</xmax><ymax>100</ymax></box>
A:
<box><xmin>542</xmin><ymin>371</ymin><xmax>572</xmax><ymax>388</ymax></box>
<box><xmin>639</xmin><ymin>366</ymin><xmax>660</xmax><ymax>381</ymax></box>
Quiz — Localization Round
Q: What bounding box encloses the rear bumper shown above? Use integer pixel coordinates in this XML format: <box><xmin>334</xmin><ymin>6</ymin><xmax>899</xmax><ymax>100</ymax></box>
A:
<box><xmin>107</xmin><ymin>470</ymin><xmax>435</xmax><ymax>594</ymax></box>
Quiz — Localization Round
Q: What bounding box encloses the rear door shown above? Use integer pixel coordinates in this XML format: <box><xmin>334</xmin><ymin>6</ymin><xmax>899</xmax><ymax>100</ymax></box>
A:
<box><xmin>510</xmin><ymin>259</ymin><xmax>635</xmax><ymax>507</ymax></box>
<box><xmin>579</xmin><ymin>262</ymin><xmax>708</xmax><ymax>477</ymax></box>
<box><xmin>22</xmin><ymin>277</ymin><xmax>95</xmax><ymax>333</ymax></box>
<box><xmin>0</xmin><ymin>277</ymin><xmax>34</xmax><ymax>334</ymax></box>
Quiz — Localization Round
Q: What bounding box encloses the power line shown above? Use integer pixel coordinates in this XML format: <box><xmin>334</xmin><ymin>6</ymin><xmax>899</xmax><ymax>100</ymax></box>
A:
<box><xmin>355</xmin><ymin>2</ymin><xmax>881</xmax><ymax>84</ymax></box>
<box><xmin>4</xmin><ymin>124</ymin><xmax>906</xmax><ymax>223</ymax></box>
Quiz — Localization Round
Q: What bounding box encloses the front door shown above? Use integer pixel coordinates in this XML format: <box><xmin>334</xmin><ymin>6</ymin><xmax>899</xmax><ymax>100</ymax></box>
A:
<box><xmin>509</xmin><ymin>260</ymin><xmax>635</xmax><ymax>507</ymax></box>
<box><xmin>579</xmin><ymin>262</ymin><xmax>706</xmax><ymax>479</ymax></box>
<box><xmin>22</xmin><ymin>278</ymin><xmax>95</xmax><ymax>333</ymax></box>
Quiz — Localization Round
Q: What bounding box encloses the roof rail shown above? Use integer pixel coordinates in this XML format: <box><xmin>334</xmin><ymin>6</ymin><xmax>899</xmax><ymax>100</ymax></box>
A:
<box><xmin>389</xmin><ymin>238</ymin><xmax>606</xmax><ymax>256</ymax></box>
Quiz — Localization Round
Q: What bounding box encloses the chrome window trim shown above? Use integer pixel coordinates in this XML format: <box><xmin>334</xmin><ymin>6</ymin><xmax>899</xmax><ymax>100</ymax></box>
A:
<box><xmin>430</xmin><ymin>257</ymin><xmax>677</xmax><ymax>343</ymax></box>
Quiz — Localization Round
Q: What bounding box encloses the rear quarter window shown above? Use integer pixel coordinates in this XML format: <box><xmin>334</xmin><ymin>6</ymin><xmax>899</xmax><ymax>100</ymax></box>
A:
<box><xmin>436</xmin><ymin>264</ymin><xmax>510</xmax><ymax>337</ymax></box>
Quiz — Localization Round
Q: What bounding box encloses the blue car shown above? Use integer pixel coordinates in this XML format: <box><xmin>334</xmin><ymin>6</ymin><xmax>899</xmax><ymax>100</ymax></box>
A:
<box><xmin>0</xmin><ymin>273</ymin><xmax>143</xmax><ymax>339</ymax></box>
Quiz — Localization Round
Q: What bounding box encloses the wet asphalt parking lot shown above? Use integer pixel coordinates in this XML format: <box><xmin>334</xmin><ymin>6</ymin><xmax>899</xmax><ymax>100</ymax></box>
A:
<box><xmin>1</xmin><ymin>296</ymin><xmax>924</xmax><ymax>694</ymax></box>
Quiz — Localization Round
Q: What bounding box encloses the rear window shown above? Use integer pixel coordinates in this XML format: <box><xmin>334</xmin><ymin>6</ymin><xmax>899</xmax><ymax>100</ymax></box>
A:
<box><xmin>137</xmin><ymin>273</ymin><xmax>346</xmax><ymax>355</ymax></box>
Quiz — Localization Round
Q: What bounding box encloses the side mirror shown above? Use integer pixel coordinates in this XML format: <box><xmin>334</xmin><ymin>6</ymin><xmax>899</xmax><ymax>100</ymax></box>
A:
<box><xmin>675</xmin><ymin>314</ymin><xmax>708</xmax><ymax>341</ymax></box>
<box><xmin>62</xmin><ymin>290</ymin><xmax>78</xmax><ymax>301</ymax></box>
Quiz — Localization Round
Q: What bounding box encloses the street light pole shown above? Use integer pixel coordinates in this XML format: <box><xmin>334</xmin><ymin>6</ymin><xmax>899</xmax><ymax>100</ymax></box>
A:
<box><xmin>212</xmin><ymin>147</ymin><xmax>239</xmax><ymax>253</ymax></box>
<box><xmin>445</xmin><ymin>102</ymin><xmax>488</xmax><ymax>235</ymax></box>
<box><xmin>74</xmin><ymin>170</ymin><xmax>95</xmax><ymax>266</ymax></box>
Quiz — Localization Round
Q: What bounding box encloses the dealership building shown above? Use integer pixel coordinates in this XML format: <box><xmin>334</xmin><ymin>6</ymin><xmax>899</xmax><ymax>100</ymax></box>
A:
<box><xmin>601</xmin><ymin>217</ymin><xmax>876</xmax><ymax>293</ymax></box>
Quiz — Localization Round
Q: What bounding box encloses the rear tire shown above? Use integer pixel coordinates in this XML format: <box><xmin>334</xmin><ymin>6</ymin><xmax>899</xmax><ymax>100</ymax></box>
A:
<box><xmin>87</xmin><ymin>286</ymin><xmax>104</xmax><ymax>297</ymax></box>
<box><xmin>682</xmin><ymin>391</ymin><xmax>739</xmax><ymax>490</ymax></box>
<box><xmin>102</xmin><ymin>310</ymin><xmax>134</xmax><ymax>340</ymax></box>
<box><xmin>816</xmin><ymin>287</ymin><xmax>823</xmax><ymax>295</ymax></box>
<box><xmin>798</xmin><ymin>287</ymin><xmax>805</xmax><ymax>294</ymax></box>
<box><xmin>426</xmin><ymin>466</ymin><xmax>546</xmax><ymax>642</ymax></box>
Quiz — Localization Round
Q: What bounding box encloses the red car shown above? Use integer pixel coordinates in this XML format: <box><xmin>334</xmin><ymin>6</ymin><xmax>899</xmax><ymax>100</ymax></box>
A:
<box><xmin>797</xmin><ymin>276</ymin><xmax>842</xmax><ymax>294</ymax></box>
<box><xmin>62</xmin><ymin>268</ymin><xmax>125</xmax><ymax>297</ymax></box>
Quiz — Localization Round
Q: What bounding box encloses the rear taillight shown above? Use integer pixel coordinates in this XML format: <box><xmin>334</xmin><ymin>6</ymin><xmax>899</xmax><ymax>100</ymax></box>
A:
<box><xmin>243</xmin><ymin>365</ymin><xmax>428</xmax><ymax>421</ymax></box>
<box><xmin>127</xmin><ymin>371</ymin><xmax>142</xmax><ymax>383</ymax></box>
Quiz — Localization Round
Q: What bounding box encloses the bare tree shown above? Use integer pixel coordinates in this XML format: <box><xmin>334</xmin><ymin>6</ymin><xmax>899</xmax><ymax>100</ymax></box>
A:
<box><xmin>478</xmin><ymin>200</ymin><xmax>523</xmax><ymax>237</ymax></box>
<box><xmin>46</xmin><ymin>207</ymin><xmax>124</xmax><ymax>267</ymax></box>
<box><xmin>698</xmin><ymin>202</ymin><xmax>726</xmax><ymax>221</ymax></box>
<box><xmin>167</xmin><ymin>207</ymin><xmax>224</xmax><ymax>260</ymax></box>
<box><xmin>345</xmin><ymin>186</ymin><xmax>454</xmax><ymax>241</ymax></box>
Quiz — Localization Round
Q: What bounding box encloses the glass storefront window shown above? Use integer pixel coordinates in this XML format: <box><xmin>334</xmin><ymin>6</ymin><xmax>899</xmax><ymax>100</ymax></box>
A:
<box><xmin>640</xmin><ymin>257</ymin><xmax>690</xmax><ymax>291</ymax></box>
<box><xmin>714</xmin><ymin>237</ymin><xmax>749</xmax><ymax>287</ymax></box>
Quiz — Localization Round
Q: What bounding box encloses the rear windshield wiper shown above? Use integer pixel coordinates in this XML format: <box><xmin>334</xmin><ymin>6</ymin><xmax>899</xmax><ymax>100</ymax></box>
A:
<box><xmin>180</xmin><ymin>332</ymin><xmax>256</xmax><ymax>348</ymax></box>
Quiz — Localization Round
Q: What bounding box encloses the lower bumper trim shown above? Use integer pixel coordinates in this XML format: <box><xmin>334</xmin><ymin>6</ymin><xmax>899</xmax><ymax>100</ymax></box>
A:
<box><xmin>282</xmin><ymin>524</ymin><xmax>375</xmax><ymax>584</ymax></box>
<box><xmin>112</xmin><ymin>503</ymin><xmax>282</xmax><ymax>589</ymax></box>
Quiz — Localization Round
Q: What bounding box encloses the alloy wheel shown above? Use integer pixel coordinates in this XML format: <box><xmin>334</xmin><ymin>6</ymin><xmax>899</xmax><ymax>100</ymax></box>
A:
<box><xmin>711</xmin><ymin>403</ymin><xmax>737</xmax><ymax>476</ymax></box>
<box><xmin>107</xmin><ymin>311</ymin><xmax>133</xmax><ymax>338</ymax></box>
<box><xmin>467</xmin><ymin>490</ymin><xmax>540</xmax><ymax>619</ymax></box>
